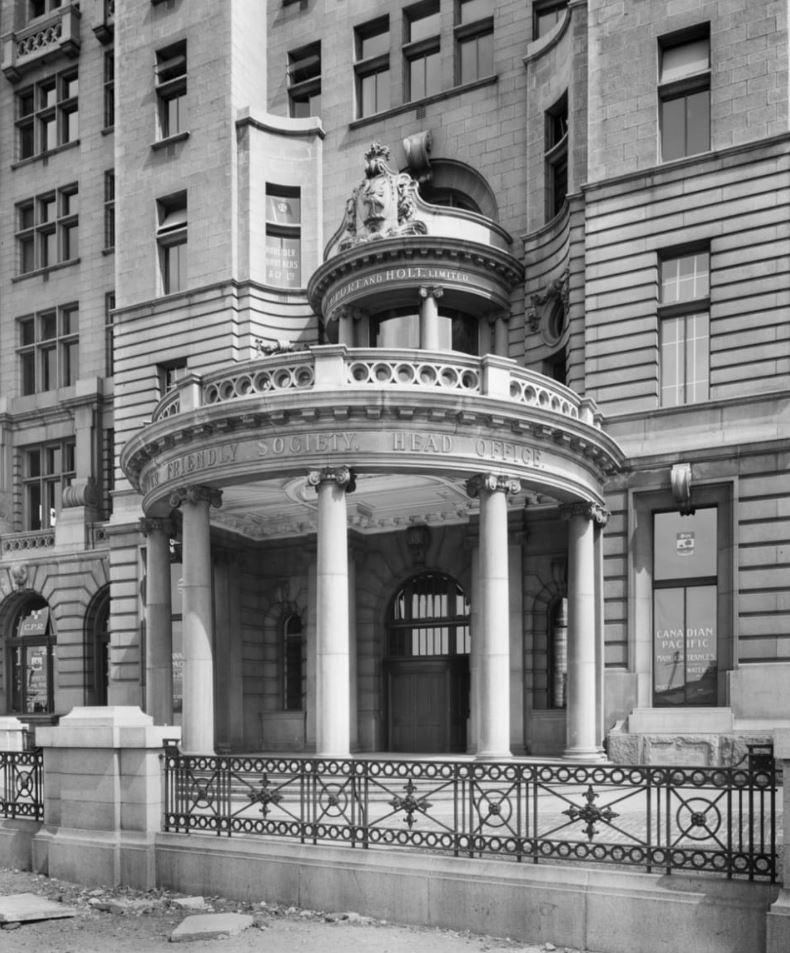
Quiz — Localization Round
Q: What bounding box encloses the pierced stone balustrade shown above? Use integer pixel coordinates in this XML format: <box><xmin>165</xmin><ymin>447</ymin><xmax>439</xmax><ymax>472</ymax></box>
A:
<box><xmin>151</xmin><ymin>347</ymin><xmax>593</xmax><ymax>430</ymax></box>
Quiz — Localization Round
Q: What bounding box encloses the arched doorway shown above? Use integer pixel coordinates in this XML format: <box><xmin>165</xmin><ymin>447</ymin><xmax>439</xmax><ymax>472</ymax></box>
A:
<box><xmin>5</xmin><ymin>594</ymin><xmax>55</xmax><ymax>717</ymax></box>
<box><xmin>85</xmin><ymin>586</ymin><xmax>110</xmax><ymax>706</ymax></box>
<box><xmin>385</xmin><ymin>572</ymin><xmax>470</xmax><ymax>753</ymax></box>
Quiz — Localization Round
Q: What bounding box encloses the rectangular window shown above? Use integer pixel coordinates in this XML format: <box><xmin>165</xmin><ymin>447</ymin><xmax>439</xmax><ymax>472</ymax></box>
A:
<box><xmin>545</xmin><ymin>91</ymin><xmax>568</xmax><ymax>220</ymax></box>
<box><xmin>16</xmin><ymin>68</ymin><xmax>78</xmax><ymax>161</ymax></box>
<box><xmin>17</xmin><ymin>305</ymin><xmax>79</xmax><ymax>396</ymax></box>
<box><xmin>404</xmin><ymin>1</ymin><xmax>441</xmax><ymax>102</ymax></box>
<box><xmin>653</xmin><ymin>507</ymin><xmax>718</xmax><ymax>707</ymax></box>
<box><xmin>287</xmin><ymin>41</ymin><xmax>321</xmax><ymax>118</ymax></box>
<box><xmin>104</xmin><ymin>291</ymin><xmax>115</xmax><ymax>377</ymax></box>
<box><xmin>104</xmin><ymin>170</ymin><xmax>115</xmax><ymax>250</ymax></box>
<box><xmin>15</xmin><ymin>184</ymin><xmax>79</xmax><ymax>275</ymax></box>
<box><xmin>533</xmin><ymin>0</ymin><xmax>566</xmax><ymax>39</ymax></box>
<box><xmin>455</xmin><ymin>0</ymin><xmax>493</xmax><ymax>85</ymax></box>
<box><xmin>355</xmin><ymin>17</ymin><xmax>390</xmax><ymax>118</ymax></box>
<box><xmin>156</xmin><ymin>40</ymin><xmax>187</xmax><ymax>140</ymax></box>
<box><xmin>27</xmin><ymin>0</ymin><xmax>61</xmax><ymax>23</ymax></box>
<box><xmin>659</xmin><ymin>249</ymin><xmax>710</xmax><ymax>406</ymax></box>
<box><xmin>659</xmin><ymin>29</ymin><xmax>710</xmax><ymax>161</ymax></box>
<box><xmin>157</xmin><ymin>359</ymin><xmax>187</xmax><ymax>396</ymax></box>
<box><xmin>103</xmin><ymin>49</ymin><xmax>115</xmax><ymax>129</ymax></box>
<box><xmin>265</xmin><ymin>185</ymin><xmax>301</xmax><ymax>288</ymax></box>
<box><xmin>23</xmin><ymin>438</ymin><xmax>75</xmax><ymax>531</ymax></box>
<box><xmin>157</xmin><ymin>192</ymin><xmax>187</xmax><ymax>294</ymax></box>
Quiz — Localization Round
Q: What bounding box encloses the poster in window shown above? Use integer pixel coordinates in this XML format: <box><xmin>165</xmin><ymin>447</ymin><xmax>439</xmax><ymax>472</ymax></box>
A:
<box><xmin>26</xmin><ymin>647</ymin><xmax>50</xmax><ymax>713</ymax></box>
<box><xmin>266</xmin><ymin>234</ymin><xmax>301</xmax><ymax>288</ymax></box>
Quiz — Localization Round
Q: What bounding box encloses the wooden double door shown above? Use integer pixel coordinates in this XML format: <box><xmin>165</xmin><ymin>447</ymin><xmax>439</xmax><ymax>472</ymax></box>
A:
<box><xmin>386</xmin><ymin>656</ymin><xmax>469</xmax><ymax>753</ymax></box>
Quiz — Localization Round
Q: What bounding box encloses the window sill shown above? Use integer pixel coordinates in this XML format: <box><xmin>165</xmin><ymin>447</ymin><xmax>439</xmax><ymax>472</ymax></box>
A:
<box><xmin>350</xmin><ymin>74</ymin><xmax>497</xmax><ymax>128</ymax></box>
<box><xmin>151</xmin><ymin>131</ymin><xmax>190</xmax><ymax>151</ymax></box>
<box><xmin>11</xmin><ymin>139</ymin><xmax>80</xmax><ymax>171</ymax></box>
<box><xmin>12</xmin><ymin>257</ymin><xmax>80</xmax><ymax>283</ymax></box>
<box><xmin>102</xmin><ymin>247</ymin><xmax>115</xmax><ymax>256</ymax></box>
<box><xmin>101</xmin><ymin>125</ymin><xmax>115</xmax><ymax>137</ymax></box>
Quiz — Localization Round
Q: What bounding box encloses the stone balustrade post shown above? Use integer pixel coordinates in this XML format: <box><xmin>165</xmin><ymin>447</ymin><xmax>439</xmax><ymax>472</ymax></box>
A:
<box><xmin>32</xmin><ymin>707</ymin><xmax>180</xmax><ymax>890</ymax></box>
<box><xmin>766</xmin><ymin>729</ymin><xmax>790</xmax><ymax>952</ymax></box>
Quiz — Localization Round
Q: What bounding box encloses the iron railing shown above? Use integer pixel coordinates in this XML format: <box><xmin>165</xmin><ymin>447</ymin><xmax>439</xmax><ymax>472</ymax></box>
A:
<box><xmin>0</xmin><ymin>748</ymin><xmax>43</xmax><ymax>821</ymax></box>
<box><xmin>162</xmin><ymin>743</ymin><xmax>779</xmax><ymax>882</ymax></box>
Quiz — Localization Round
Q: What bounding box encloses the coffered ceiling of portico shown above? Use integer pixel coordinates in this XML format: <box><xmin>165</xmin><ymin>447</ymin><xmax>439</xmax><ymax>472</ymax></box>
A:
<box><xmin>208</xmin><ymin>472</ymin><xmax>543</xmax><ymax>541</ymax></box>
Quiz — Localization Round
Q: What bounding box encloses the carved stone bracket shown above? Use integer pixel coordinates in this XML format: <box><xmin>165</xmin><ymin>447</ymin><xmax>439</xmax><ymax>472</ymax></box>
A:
<box><xmin>559</xmin><ymin>501</ymin><xmax>609</xmax><ymax>526</ymax></box>
<box><xmin>527</xmin><ymin>268</ymin><xmax>570</xmax><ymax>334</ymax></box>
<box><xmin>403</xmin><ymin>130</ymin><xmax>433</xmax><ymax>183</ymax></box>
<box><xmin>307</xmin><ymin>466</ymin><xmax>357</xmax><ymax>494</ymax></box>
<box><xmin>168</xmin><ymin>485</ymin><xmax>223</xmax><ymax>509</ymax></box>
<box><xmin>62</xmin><ymin>477</ymin><xmax>99</xmax><ymax>508</ymax></box>
<box><xmin>671</xmin><ymin>462</ymin><xmax>695</xmax><ymax>515</ymax></box>
<box><xmin>466</xmin><ymin>474</ymin><xmax>522</xmax><ymax>499</ymax></box>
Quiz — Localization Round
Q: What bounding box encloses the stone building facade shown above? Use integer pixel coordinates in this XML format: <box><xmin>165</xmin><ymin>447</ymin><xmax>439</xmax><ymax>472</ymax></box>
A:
<box><xmin>0</xmin><ymin>0</ymin><xmax>788</xmax><ymax>764</ymax></box>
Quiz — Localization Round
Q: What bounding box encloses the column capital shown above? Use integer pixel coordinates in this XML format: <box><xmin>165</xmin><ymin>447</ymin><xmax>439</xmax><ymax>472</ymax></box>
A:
<box><xmin>466</xmin><ymin>473</ymin><xmax>521</xmax><ymax>499</ymax></box>
<box><xmin>139</xmin><ymin>516</ymin><xmax>176</xmax><ymax>538</ymax></box>
<box><xmin>487</xmin><ymin>309</ymin><xmax>511</xmax><ymax>326</ymax></box>
<box><xmin>334</xmin><ymin>305</ymin><xmax>367</xmax><ymax>323</ymax></box>
<box><xmin>559</xmin><ymin>501</ymin><xmax>609</xmax><ymax>526</ymax></box>
<box><xmin>419</xmin><ymin>285</ymin><xmax>444</xmax><ymax>301</ymax></box>
<box><xmin>168</xmin><ymin>485</ymin><xmax>223</xmax><ymax>509</ymax></box>
<box><xmin>307</xmin><ymin>466</ymin><xmax>356</xmax><ymax>493</ymax></box>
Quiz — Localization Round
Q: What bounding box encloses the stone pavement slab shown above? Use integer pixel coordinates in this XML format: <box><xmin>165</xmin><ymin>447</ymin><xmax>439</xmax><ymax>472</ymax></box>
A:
<box><xmin>170</xmin><ymin>912</ymin><xmax>254</xmax><ymax>942</ymax></box>
<box><xmin>0</xmin><ymin>892</ymin><xmax>77</xmax><ymax>923</ymax></box>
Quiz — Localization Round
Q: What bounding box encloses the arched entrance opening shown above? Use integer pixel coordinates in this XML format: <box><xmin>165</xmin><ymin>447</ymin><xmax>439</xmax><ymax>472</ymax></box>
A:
<box><xmin>384</xmin><ymin>572</ymin><xmax>470</xmax><ymax>753</ymax></box>
<box><xmin>84</xmin><ymin>585</ymin><xmax>110</xmax><ymax>706</ymax></box>
<box><xmin>4</xmin><ymin>594</ymin><xmax>54</xmax><ymax>717</ymax></box>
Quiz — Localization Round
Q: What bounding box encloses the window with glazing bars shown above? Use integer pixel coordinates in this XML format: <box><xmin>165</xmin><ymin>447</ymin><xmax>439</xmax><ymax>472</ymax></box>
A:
<box><xmin>18</xmin><ymin>305</ymin><xmax>79</xmax><ymax>396</ymax></box>
<box><xmin>288</xmin><ymin>42</ymin><xmax>321</xmax><ymax>118</ymax></box>
<box><xmin>659</xmin><ymin>248</ymin><xmax>710</xmax><ymax>406</ymax></box>
<box><xmin>355</xmin><ymin>16</ymin><xmax>391</xmax><ymax>118</ymax></box>
<box><xmin>16</xmin><ymin>69</ymin><xmax>78</xmax><ymax>161</ymax></box>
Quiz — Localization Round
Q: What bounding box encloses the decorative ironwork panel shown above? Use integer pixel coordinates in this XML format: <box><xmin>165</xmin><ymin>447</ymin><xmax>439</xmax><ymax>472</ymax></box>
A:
<box><xmin>0</xmin><ymin>749</ymin><xmax>44</xmax><ymax>821</ymax></box>
<box><xmin>161</xmin><ymin>745</ymin><xmax>778</xmax><ymax>882</ymax></box>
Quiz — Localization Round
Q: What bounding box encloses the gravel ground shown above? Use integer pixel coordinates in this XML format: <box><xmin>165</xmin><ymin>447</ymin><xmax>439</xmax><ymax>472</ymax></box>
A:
<box><xmin>0</xmin><ymin>866</ymin><xmax>601</xmax><ymax>953</ymax></box>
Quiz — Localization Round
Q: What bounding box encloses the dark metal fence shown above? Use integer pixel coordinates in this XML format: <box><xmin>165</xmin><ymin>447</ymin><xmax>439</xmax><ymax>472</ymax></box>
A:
<box><xmin>162</xmin><ymin>742</ymin><xmax>779</xmax><ymax>882</ymax></box>
<box><xmin>0</xmin><ymin>748</ymin><xmax>44</xmax><ymax>821</ymax></box>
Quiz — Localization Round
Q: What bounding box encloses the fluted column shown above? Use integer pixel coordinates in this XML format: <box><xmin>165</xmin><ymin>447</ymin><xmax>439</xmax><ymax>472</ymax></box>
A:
<box><xmin>170</xmin><ymin>485</ymin><xmax>222</xmax><ymax>754</ymax></box>
<box><xmin>467</xmin><ymin>474</ymin><xmax>520</xmax><ymax>759</ymax></box>
<box><xmin>419</xmin><ymin>285</ymin><xmax>443</xmax><ymax>350</ymax></box>
<box><xmin>140</xmin><ymin>517</ymin><xmax>175</xmax><ymax>726</ymax></box>
<box><xmin>307</xmin><ymin>466</ymin><xmax>355</xmax><ymax>757</ymax></box>
<box><xmin>561</xmin><ymin>501</ymin><xmax>609</xmax><ymax>761</ymax></box>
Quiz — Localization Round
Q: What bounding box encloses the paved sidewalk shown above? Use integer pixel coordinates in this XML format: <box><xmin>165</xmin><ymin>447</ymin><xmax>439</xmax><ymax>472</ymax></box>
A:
<box><xmin>0</xmin><ymin>867</ymin><xmax>599</xmax><ymax>953</ymax></box>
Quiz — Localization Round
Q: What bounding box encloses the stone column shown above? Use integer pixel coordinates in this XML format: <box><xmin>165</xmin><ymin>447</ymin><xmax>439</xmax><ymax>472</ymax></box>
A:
<box><xmin>561</xmin><ymin>501</ymin><xmax>608</xmax><ymax>761</ymax></box>
<box><xmin>419</xmin><ymin>285</ymin><xmax>443</xmax><ymax>350</ymax></box>
<box><xmin>467</xmin><ymin>474</ymin><xmax>520</xmax><ymax>759</ymax></box>
<box><xmin>490</xmin><ymin>312</ymin><xmax>510</xmax><ymax>357</ymax></box>
<box><xmin>169</xmin><ymin>486</ymin><xmax>222</xmax><ymax>754</ymax></box>
<box><xmin>307</xmin><ymin>466</ymin><xmax>355</xmax><ymax>757</ymax></box>
<box><xmin>140</xmin><ymin>517</ymin><xmax>175</xmax><ymax>726</ymax></box>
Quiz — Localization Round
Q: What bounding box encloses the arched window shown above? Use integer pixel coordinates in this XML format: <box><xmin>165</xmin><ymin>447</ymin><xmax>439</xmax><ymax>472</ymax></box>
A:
<box><xmin>415</xmin><ymin>158</ymin><xmax>499</xmax><ymax>221</ymax></box>
<box><xmin>85</xmin><ymin>586</ymin><xmax>110</xmax><ymax>706</ymax></box>
<box><xmin>282</xmin><ymin>612</ymin><xmax>304</xmax><ymax>711</ymax></box>
<box><xmin>387</xmin><ymin>572</ymin><xmax>470</xmax><ymax>658</ymax></box>
<box><xmin>8</xmin><ymin>596</ymin><xmax>54</xmax><ymax>715</ymax></box>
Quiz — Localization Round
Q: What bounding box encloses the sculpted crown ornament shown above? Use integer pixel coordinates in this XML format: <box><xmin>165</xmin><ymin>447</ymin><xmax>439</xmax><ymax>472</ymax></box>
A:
<box><xmin>333</xmin><ymin>143</ymin><xmax>428</xmax><ymax>253</ymax></box>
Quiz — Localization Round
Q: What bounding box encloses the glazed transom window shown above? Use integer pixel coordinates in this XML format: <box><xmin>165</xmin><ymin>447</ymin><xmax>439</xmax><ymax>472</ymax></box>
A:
<box><xmin>387</xmin><ymin>573</ymin><xmax>471</xmax><ymax>658</ymax></box>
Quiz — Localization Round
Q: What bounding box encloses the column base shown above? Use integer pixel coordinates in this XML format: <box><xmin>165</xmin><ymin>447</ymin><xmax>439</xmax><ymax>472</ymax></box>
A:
<box><xmin>474</xmin><ymin>749</ymin><xmax>513</xmax><ymax>761</ymax></box>
<box><xmin>562</xmin><ymin>746</ymin><xmax>608</xmax><ymax>763</ymax></box>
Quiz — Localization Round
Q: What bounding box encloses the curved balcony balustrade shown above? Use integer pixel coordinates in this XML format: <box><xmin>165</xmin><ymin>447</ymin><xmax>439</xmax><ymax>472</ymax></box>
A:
<box><xmin>122</xmin><ymin>346</ymin><xmax>625</xmax><ymax>519</ymax></box>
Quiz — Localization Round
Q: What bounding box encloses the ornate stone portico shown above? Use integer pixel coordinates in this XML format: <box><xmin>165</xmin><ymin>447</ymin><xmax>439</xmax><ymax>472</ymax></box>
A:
<box><xmin>119</xmin><ymin>145</ymin><xmax>626</xmax><ymax>759</ymax></box>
